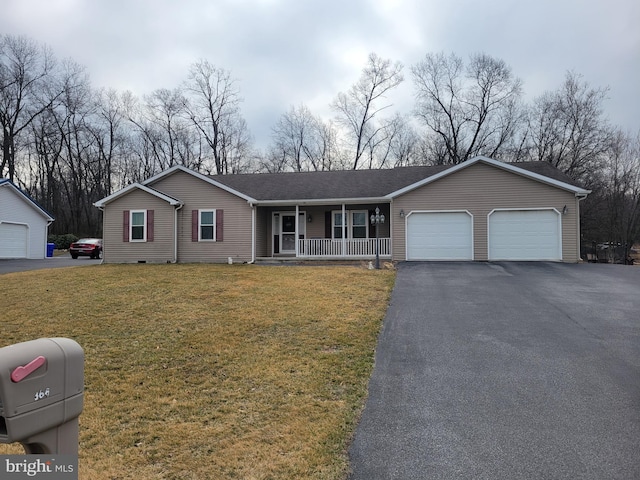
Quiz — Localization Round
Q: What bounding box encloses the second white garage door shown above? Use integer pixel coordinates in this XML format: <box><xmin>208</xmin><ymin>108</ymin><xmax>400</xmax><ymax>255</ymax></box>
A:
<box><xmin>406</xmin><ymin>211</ymin><xmax>473</xmax><ymax>260</ymax></box>
<box><xmin>488</xmin><ymin>209</ymin><xmax>561</xmax><ymax>261</ymax></box>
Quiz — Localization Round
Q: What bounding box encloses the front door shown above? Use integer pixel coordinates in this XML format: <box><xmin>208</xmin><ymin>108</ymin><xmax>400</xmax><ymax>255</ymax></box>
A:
<box><xmin>281</xmin><ymin>214</ymin><xmax>297</xmax><ymax>253</ymax></box>
<box><xmin>273</xmin><ymin>212</ymin><xmax>306</xmax><ymax>255</ymax></box>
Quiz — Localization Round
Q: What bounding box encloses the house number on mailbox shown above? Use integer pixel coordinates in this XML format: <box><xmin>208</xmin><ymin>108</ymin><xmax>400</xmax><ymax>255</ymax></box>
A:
<box><xmin>34</xmin><ymin>388</ymin><xmax>50</xmax><ymax>401</ymax></box>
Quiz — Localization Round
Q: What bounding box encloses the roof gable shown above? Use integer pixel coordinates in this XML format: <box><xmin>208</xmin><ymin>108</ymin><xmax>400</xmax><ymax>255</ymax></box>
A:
<box><xmin>0</xmin><ymin>178</ymin><xmax>54</xmax><ymax>220</ymax></box>
<box><xmin>143</xmin><ymin>165</ymin><xmax>256</xmax><ymax>203</ymax></box>
<box><xmin>94</xmin><ymin>183</ymin><xmax>183</xmax><ymax>207</ymax></box>
<box><xmin>388</xmin><ymin>156</ymin><xmax>590</xmax><ymax>198</ymax></box>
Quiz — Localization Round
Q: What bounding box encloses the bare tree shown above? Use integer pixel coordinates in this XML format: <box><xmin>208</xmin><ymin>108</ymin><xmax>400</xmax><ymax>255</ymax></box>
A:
<box><xmin>270</xmin><ymin>104</ymin><xmax>341</xmax><ymax>172</ymax></box>
<box><xmin>271</xmin><ymin>104</ymin><xmax>315</xmax><ymax>171</ymax></box>
<box><xmin>126</xmin><ymin>87</ymin><xmax>205</xmax><ymax>172</ymax></box>
<box><xmin>216</xmin><ymin>115</ymin><xmax>253</xmax><ymax>174</ymax></box>
<box><xmin>183</xmin><ymin>60</ymin><xmax>250</xmax><ymax>174</ymax></box>
<box><xmin>0</xmin><ymin>35</ymin><xmax>61</xmax><ymax>181</ymax></box>
<box><xmin>599</xmin><ymin>131</ymin><xmax>639</xmax><ymax>259</ymax></box>
<box><xmin>332</xmin><ymin>53</ymin><xmax>404</xmax><ymax>169</ymax></box>
<box><xmin>387</xmin><ymin>115</ymin><xmax>420</xmax><ymax>167</ymax></box>
<box><xmin>526</xmin><ymin>71</ymin><xmax>612</xmax><ymax>182</ymax></box>
<box><xmin>411</xmin><ymin>52</ymin><xmax>524</xmax><ymax>165</ymax></box>
<box><xmin>91</xmin><ymin>88</ymin><xmax>128</xmax><ymax>193</ymax></box>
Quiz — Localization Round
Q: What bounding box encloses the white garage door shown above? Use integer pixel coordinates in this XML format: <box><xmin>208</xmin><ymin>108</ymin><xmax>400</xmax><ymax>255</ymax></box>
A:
<box><xmin>489</xmin><ymin>209</ymin><xmax>561</xmax><ymax>261</ymax></box>
<box><xmin>0</xmin><ymin>223</ymin><xmax>28</xmax><ymax>258</ymax></box>
<box><xmin>406</xmin><ymin>212</ymin><xmax>473</xmax><ymax>260</ymax></box>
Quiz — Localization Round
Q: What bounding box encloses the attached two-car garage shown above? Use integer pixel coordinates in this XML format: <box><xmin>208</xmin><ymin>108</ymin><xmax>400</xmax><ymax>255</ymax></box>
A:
<box><xmin>405</xmin><ymin>209</ymin><xmax>562</xmax><ymax>262</ymax></box>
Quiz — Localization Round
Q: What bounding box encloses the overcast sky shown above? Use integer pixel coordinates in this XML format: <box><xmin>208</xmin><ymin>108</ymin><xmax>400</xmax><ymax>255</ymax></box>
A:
<box><xmin>2</xmin><ymin>0</ymin><xmax>639</xmax><ymax>149</ymax></box>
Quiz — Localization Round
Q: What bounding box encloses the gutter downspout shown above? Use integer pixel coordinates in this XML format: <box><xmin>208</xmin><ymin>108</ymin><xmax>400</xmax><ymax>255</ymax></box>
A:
<box><xmin>576</xmin><ymin>193</ymin><xmax>588</xmax><ymax>262</ymax></box>
<box><xmin>95</xmin><ymin>206</ymin><xmax>104</xmax><ymax>264</ymax></box>
<box><xmin>173</xmin><ymin>204</ymin><xmax>183</xmax><ymax>263</ymax></box>
<box><xmin>45</xmin><ymin>220</ymin><xmax>53</xmax><ymax>259</ymax></box>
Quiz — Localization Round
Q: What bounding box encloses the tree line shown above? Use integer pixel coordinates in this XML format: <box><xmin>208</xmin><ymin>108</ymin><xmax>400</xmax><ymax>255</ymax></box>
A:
<box><xmin>1</xmin><ymin>35</ymin><xmax>638</xmax><ymax>257</ymax></box>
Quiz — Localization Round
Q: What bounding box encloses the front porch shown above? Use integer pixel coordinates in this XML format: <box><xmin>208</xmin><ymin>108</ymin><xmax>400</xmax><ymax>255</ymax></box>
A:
<box><xmin>257</xmin><ymin>203</ymin><xmax>393</xmax><ymax>260</ymax></box>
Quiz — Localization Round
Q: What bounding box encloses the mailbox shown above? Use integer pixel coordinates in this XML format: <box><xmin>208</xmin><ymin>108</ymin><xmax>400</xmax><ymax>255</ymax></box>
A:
<box><xmin>0</xmin><ymin>338</ymin><xmax>84</xmax><ymax>454</ymax></box>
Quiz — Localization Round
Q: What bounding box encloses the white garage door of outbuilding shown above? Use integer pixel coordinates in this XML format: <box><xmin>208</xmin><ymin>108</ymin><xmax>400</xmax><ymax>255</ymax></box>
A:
<box><xmin>0</xmin><ymin>222</ymin><xmax>28</xmax><ymax>258</ymax></box>
<box><xmin>488</xmin><ymin>209</ymin><xmax>561</xmax><ymax>261</ymax></box>
<box><xmin>406</xmin><ymin>211</ymin><xmax>473</xmax><ymax>260</ymax></box>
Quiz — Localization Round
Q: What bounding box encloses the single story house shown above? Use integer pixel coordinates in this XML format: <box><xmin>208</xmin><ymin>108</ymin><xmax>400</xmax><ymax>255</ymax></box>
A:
<box><xmin>94</xmin><ymin>156</ymin><xmax>590</xmax><ymax>264</ymax></box>
<box><xmin>0</xmin><ymin>179</ymin><xmax>55</xmax><ymax>259</ymax></box>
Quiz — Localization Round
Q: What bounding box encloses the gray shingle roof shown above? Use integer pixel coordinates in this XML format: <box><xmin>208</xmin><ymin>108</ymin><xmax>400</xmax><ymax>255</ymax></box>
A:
<box><xmin>211</xmin><ymin>165</ymin><xmax>450</xmax><ymax>201</ymax></box>
<box><xmin>211</xmin><ymin>161</ymin><xmax>584</xmax><ymax>202</ymax></box>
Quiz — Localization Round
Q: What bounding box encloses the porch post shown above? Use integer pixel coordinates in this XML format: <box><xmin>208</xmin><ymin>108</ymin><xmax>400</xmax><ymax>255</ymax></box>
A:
<box><xmin>342</xmin><ymin>203</ymin><xmax>346</xmax><ymax>257</ymax></box>
<box><xmin>251</xmin><ymin>204</ymin><xmax>256</xmax><ymax>263</ymax></box>
<box><xmin>295</xmin><ymin>204</ymin><xmax>299</xmax><ymax>257</ymax></box>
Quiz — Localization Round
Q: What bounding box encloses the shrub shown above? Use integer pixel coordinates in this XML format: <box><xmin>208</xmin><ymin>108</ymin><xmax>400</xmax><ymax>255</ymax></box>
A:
<box><xmin>48</xmin><ymin>233</ymin><xmax>79</xmax><ymax>250</ymax></box>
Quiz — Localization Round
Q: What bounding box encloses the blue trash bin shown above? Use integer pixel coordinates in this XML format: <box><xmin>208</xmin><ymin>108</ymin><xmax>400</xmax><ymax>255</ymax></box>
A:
<box><xmin>47</xmin><ymin>243</ymin><xmax>55</xmax><ymax>257</ymax></box>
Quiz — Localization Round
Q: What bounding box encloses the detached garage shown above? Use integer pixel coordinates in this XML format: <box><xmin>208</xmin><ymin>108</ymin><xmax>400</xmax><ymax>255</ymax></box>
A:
<box><xmin>0</xmin><ymin>179</ymin><xmax>54</xmax><ymax>259</ymax></box>
<box><xmin>391</xmin><ymin>156</ymin><xmax>590</xmax><ymax>263</ymax></box>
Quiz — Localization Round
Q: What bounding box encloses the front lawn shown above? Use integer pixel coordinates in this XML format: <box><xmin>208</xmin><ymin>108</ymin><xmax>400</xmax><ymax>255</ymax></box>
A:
<box><xmin>0</xmin><ymin>264</ymin><xmax>395</xmax><ymax>479</ymax></box>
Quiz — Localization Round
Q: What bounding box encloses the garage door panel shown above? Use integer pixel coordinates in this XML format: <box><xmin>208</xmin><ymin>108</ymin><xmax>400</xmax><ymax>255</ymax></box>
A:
<box><xmin>489</xmin><ymin>210</ymin><xmax>561</xmax><ymax>261</ymax></box>
<box><xmin>407</xmin><ymin>212</ymin><xmax>473</xmax><ymax>260</ymax></box>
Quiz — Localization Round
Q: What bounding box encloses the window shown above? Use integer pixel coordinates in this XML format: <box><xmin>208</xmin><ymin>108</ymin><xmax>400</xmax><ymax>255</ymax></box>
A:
<box><xmin>199</xmin><ymin>210</ymin><xmax>216</xmax><ymax>241</ymax></box>
<box><xmin>192</xmin><ymin>209</ymin><xmax>223</xmax><ymax>242</ymax></box>
<box><xmin>333</xmin><ymin>212</ymin><xmax>346</xmax><ymax>239</ymax></box>
<box><xmin>130</xmin><ymin>210</ymin><xmax>146</xmax><ymax>241</ymax></box>
<box><xmin>332</xmin><ymin>210</ymin><xmax>369</xmax><ymax>239</ymax></box>
<box><xmin>352</xmin><ymin>212</ymin><xmax>367</xmax><ymax>238</ymax></box>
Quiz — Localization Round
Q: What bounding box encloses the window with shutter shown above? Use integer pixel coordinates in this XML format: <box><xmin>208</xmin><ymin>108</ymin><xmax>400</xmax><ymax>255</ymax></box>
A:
<box><xmin>195</xmin><ymin>209</ymin><xmax>223</xmax><ymax>241</ymax></box>
<box><xmin>130</xmin><ymin>210</ymin><xmax>146</xmax><ymax>241</ymax></box>
<box><xmin>200</xmin><ymin>210</ymin><xmax>215</xmax><ymax>240</ymax></box>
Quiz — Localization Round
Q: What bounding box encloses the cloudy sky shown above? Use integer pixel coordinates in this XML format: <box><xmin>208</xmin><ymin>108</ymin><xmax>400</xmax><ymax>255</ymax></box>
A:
<box><xmin>2</xmin><ymin>0</ymin><xmax>639</xmax><ymax>148</ymax></box>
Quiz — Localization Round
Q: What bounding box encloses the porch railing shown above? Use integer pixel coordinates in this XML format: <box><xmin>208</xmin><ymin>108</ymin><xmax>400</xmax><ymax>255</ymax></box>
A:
<box><xmin>298</xmin><ymin>238</ymin><xmax>391</xmax><ymax>258</ymax></box>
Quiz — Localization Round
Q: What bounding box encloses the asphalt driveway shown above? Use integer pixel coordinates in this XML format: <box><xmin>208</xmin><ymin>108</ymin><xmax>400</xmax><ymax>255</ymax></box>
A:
<box><xmin>349</xmin><ymin>262</ymin><xmax>640</xmax><ymax>480</ymax></box>
<box><xmin>0</xmin><ymin>256</ymin><xmax>101</xmax><ymax>274</ymax></box>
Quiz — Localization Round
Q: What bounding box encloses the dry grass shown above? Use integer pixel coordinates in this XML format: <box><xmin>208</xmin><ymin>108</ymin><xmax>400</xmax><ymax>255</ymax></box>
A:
<box><xmin>0</xmin><ymin>264</ymin><xmax>395</xmax><ymax>479</ymax></box>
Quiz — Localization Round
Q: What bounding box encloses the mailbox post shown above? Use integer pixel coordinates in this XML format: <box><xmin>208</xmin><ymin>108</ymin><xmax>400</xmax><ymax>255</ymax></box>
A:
<box><xmin>0</xmin><ymin>338</ymin><xmax>84</xmax><ymax>455</ymax></box>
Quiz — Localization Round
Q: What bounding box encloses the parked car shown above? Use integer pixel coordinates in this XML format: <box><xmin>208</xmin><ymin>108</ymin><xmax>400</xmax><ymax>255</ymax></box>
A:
<box><xmin>69</xmin><ymin>238</ymin><xmax>102</xmax><ymax>259</ymax></box>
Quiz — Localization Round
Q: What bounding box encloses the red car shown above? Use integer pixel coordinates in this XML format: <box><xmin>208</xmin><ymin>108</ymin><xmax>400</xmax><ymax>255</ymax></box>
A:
<box><xmin>69</xmin><ymin>238</ymin><xmax>102</xmax><ymax>259</ymax></box>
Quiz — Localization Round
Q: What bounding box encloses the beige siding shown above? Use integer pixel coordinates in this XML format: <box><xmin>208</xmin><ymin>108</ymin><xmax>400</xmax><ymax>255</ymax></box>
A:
<box><xmin>392</xmin><ymin>163</ymin><xmax>581</xmax><ymax>262</ymax></box>
<box><xmin>255</xmin><ymin>208</ymin><xmax>268</xmax><ymax>257</ymax></box>
<box><xmin>151</xmin><ymin>171</ymin><xmax>253</xmax><ymax>263</ymax></box>
<box><xmin>103</xmin><ymin>190</ymin><xmax>176</xmax><ymax>263</ymax></box>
